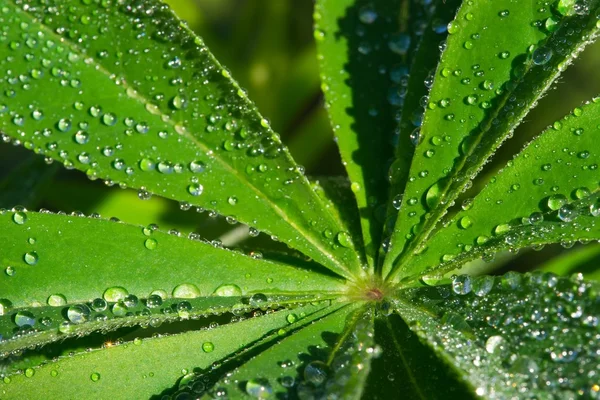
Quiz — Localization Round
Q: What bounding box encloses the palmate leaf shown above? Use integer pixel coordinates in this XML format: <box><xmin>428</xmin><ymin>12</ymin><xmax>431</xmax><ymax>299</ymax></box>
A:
<box><xmin>398</xmin><ymin>99</ymin><xmax>600</xmax><ymax>282</ymax></box>
<box><xmin>0</xmin><ymin>0</ymin><xmax>362</xmax><ymax>278</ymax></box>
<box><xmin>0</xmin><ymin>302</ymin><xmax>333</xmax><ymax>399</ymax></box>
<box><xmin>384</xmin><ymin>0</ymin><xmax>600</xmax><ymax>278</ymax></box>
<box><xmin>395</xmin><ymin>271</ymin><xmax>600</xmax><ymax>398</ymax></box>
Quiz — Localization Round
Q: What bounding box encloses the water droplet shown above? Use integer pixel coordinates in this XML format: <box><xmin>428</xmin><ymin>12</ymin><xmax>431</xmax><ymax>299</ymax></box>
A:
<box><xmin>451</xmin><ymin>275</ymin><xmax>472</xmax><ymax>295</ymax></box>
<box><xmin>24</xmin><ymin>251</ymin><xmax>39</xmax><ymax>265</ymax></box>
<box><xmin>547</xmin><ymin>194</ymin><xmax>567</xmax><ymax>210</ymax></box>
<box><xmin>57</xmin><ymin>118</ymin><xmax>72</xmax><ymax>132</ymax></box>
<box><xmin>188</xmin><ymin>183</ymin><xmax>203</xmax><ymax>196</ymax></box>
<box><xmin>67</xmin><ymin>304</ymin><xmax>91</xmax><ymax>324</ymax></box>
<box><xmin>103</xmin><ymin>286</ymin><xmax>129</xmax><ymax>302</ymax></box>
<box><xmin>202</xmin><ymin>342</ymin><xmax>215</xmax><ymax>353</ymax></box>
<box><xmin>249</xmin><ymin>293</ymin><xmax>268</xmax><ymax>308</ymax></box>
<box><xmin>246</xmin><ymin>378</ymin><xmax>273</xmax><ymax>399</ymax></box>
<box><xmin>189</xmin><ymin>160</ymin><xmax>206</xmax><ymax>173</ymax></box>
<box><xmin>90</xmin><ymin>372</ymin><xmax>101</xmax><ymax>382</ymax></box>
<box><xmin>144</xmin><ymin>238</ymin><xmax>158</xmax><ymax>250</ymax></box>
<box><xmin>14</xmin><ymin>311</ymin><xmax>35</xmax><ymax>327</ymax></box>
<box><xmin>172</xmin><ymin>283</ymin><xmax>201</xmax><ymax>299</ymax></box>
<box><xmin>485</xmin><ymin>335</ymin><xmax>506</xmax><ymax>354</ymax></box>
<box><xmin>91</xmin><ymin>298</ymin><xmax>107</xmax><ymax>312</ymax></box>
<box><xmin>47</xmin><ymin>294</ymin><xmax>67</xmax><ymax>306</ymax></box>
<box><xmin>558</xmin><ymin>203</ymin><xmax>578</xmax><ymax>222</ymax></box>
<box><xmin>532</xmin><ymin>47</ymin><xmax>552</xmax><ymax>65</ymax></box>
<box><xmin>425</xmin><ymin>180</ymin><xmax>445</xmax><ymax>209</ymax></box>
<box><xmin>214</xmin><ymin>284</ymin><xmax>242</xmax><ymax>296</ymax></box>
<box><xmin>336</xmin><ymin>231</ymin><xmax>353</xmax><ymax>248</ymax></box>
<box><xmin>458</xmin><ymin>216</ymin><xmax>473</xmax><ymax>229</ymax></box>
<box><xmin>13</xmin><ymin>211</ymin><xmax>27</xmax><ymax>224</ymax></box>
<box><xmin>304</xmin><ymin>361</ymin><xmax>328</xmax><ymax>386</ymax></box>
<box><xmin>358</xmin><ymin>5</ymin><xmax>378</xmax><ymax>24</ymax></box>
<box><xmin>101</xmin><ymin>113</ymin><xmax>117</xmax><ymax>126</ymax></box>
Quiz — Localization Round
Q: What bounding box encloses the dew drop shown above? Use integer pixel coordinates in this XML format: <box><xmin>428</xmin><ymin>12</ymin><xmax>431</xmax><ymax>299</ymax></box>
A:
<box><xmin>172</xmin><ymin>283</ymin><xmax>201</xmax><ymax>299</ymax></box>
<box><xmin>304</xmin><ymin>361</ymin><xmax>328</xmax><ymax>386</ymax></box>
<box><xmin>103</xmin><ymin>286</ymin><xmax>129</xmax><ymax>302</ymax></box>
<box><xmin>47</xmin><ymin>294</ymin><xmax>67</xmax><ymax>306</ymax></box>
<box><xmin>187</xmin><ymin>183</ymin><xmax>204</xmax><ymax>196</ymax></box>
<box><xmin>246</xmin><ymin>378</ymin><xmax>273</xmax><ymax>399</ymax></box>
<box><xmin>14</xmin><ymin>311</ymin><xmax>35</xmax><ymax>327</ymax></box>
<box><xmin>13</xmin><ymin>211</ymin><xmax>27</xmax><ymax>225</ymax></box>
<box><xmin>202</xmin><ymin>342</ymin><xmax>215</xmax><ymax>353</ymax></box>
<box><xmin>67</xmin><ymin>304</ymin><xmax>91</xmax><ymax>324</ymax></box>
<box><xmin>214</xmin><ymin>284</ymin><xmax>242</xmax><ymax>296</ymax></box>
<box><xmin>24</xmin><ymin>251</ymin><xmax>39</xmax><ymax>265</ymax></box>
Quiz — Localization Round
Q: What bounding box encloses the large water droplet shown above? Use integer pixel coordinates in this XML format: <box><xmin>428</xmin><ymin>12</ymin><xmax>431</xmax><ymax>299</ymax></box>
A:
<box><xmin>246</xmin><ymin>378</ymin><xmax>273</xmax><ymax>399</ymax></box>
<box><xmin>172</xmin><ymin>283</ymin><xmax>201</xmax><ymax>298</ymax></box>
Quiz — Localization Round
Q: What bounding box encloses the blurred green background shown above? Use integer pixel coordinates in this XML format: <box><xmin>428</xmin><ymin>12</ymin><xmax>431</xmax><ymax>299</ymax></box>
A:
<box><xmin>1</xmin><ymin>0</ymin><xmax>598</xmax><ymax>278</ymax></box>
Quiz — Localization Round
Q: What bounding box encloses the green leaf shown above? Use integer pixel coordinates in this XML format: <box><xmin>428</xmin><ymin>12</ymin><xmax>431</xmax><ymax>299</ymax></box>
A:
<box><xmin>383</xmin><ymin>0</ymin><xmax>462</xmax><ymax>256</ymax></box>
<box><xmin>318</xmin><ymin>304</ymin><xmax>374</xmax><ymax>400</ymax></box>
<box><xmin>311</xmin><ymin>176</ymin><xmax>364</xmax><ymax>262</ymax></box>
<box><xmin>395</xmin><ymin>271</ymin><xmax>600</xmax><ymax>398</ymax></box>
<box><xmin>366</xmin><ymin>311</ymin><xmax>474</xmax><ymax>400</ymax></box>
<box><xmin>0</xmin><ymin>211</ymin><xmax>345</xmax><ymax>309</ymax></box>
<box><xmin>0</xmin><ymin>303</ymin><xmax>330</xmax><ymax>399</ymax></box>
<box><xmin>384</xmin><ymin>0</ymin><xmax>600</xmax><ymax>278</ymax></box>
<box><xmin>0</xmin><ymin>0</ymin><xmax>361</xmax><ymax>278</ymax></box>
<box><xmin>0</xmin><ymin>155</ymin><xmax>58</xmax><ymax>209</ymax></box>
<box><xmin>315</xmin><ymin>0</ymin><xmax>405</xmax><ymax>263</ymax></box>
<box><xmin>204</xmin><ymin>303</ymin><xmax>363</xmax><ymax>399</ymax></box>
<box><xmin>398</xmin><ymin>100</ymin><xmax>600</xmax><ymax>282</ymax></box>
<box><xmin>0</xmin><ymin>294</ymin><xmax>335</xmax><ymax>357</ymax></box>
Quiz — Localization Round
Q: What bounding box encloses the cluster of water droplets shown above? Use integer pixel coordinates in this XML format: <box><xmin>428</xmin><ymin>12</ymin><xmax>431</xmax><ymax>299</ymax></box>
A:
<box><xmin>0</xmin><ymin>289</ymin><xmax>326</xmax><ymax>361</ymax></box>
<box><xmin>401</xmin><ymin>271</ymin><xmax>600</xmax><ymax>398</ymax></box>
<box><xmin>158</xmin><ymin>301</ymin><xmax>334</xmax><ymax>399</ymax></box>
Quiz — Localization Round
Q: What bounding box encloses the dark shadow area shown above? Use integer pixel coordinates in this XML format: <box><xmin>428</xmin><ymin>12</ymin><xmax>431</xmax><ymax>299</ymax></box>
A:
<box><xmin>366</xmin><ymin>313</ymin><xmax>475</xmax><ymax>400</ymax></box>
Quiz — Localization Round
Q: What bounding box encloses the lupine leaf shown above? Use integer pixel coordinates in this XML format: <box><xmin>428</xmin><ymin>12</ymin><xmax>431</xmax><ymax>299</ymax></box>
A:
<box><xmin>365</xmin><ymin>311</ymin><xmax>474</xmax><ymax>400</ymax></box>
<box><xmin>0</xmin><ymin>294</ymin><xmax>335</xmax><ymax>357</ymax></box>
<box><xmin>382</xmin><ymin>0</ymin><xmax>461</xmax><ymax>262</ymax></box>
<box><xmin>0</xmin><ymin>211</ymin><xmax>345</xmax><ymax>309</ymax></box>
<box><xmin>315</xmin><ymin>0</ymin><xmax>422</xmax><ymax>263</ymax></box>
<box><xmin>385</xmin><ymin>0</ymin><xmax>600</xmax><ymax>278</ymax></box>
<box><xmin>0</xmin><ymin>0</ymin><xmax>362</xmax><ymax>278</ymax></box>
<box><xmin>0</xmin><ymin>303</ymin><xmax>330</xmax><ymax>399</ymax></box>
<box><xmin>398</xmin><ymin>100</ymin><xmax>600</xmax><ymax>282</ymax></box>
<box><xmin>201</xmin><ymin>303</ymin><xmax>362</xmax><ymax>399</ymax></box>
<box><xmin>311</xmin><ymin>176</ymin><xmax>365</xmax><ymax>264</ymax></box>
<box><xmin>395</xmin><ymin>272</ymin><xmax>600</xmax><ymax>398</ymax></box>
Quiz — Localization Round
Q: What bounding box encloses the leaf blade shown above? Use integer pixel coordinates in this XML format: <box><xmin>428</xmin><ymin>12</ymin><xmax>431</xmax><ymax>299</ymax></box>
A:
<box><xmin>395</xmin><ymin>272</ymin><xmax>600</xmax><ymax>398</ymax></box>
<box><xmin>0</xmin><ymin>303</ymin><xmax>330</xmax><ymax>399</ymax></box>
<box><xmin>0</xmin><ymin>0</ymin><xmax>361</xmax><ymax>278</ymax></box>
<box><xmin>0</xmin><ymin>211</ymin><xmax>345</xmax><ymax>309</ymax></box>
<box><xmin>399</xmin><ymin>99</ymin><xmax>600</xmax><ymax>282</ymax></box>
<box><xmin>385</xmin><ymin>0</ymin><xmax>600</xmax><ymax>278</ymax></box>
